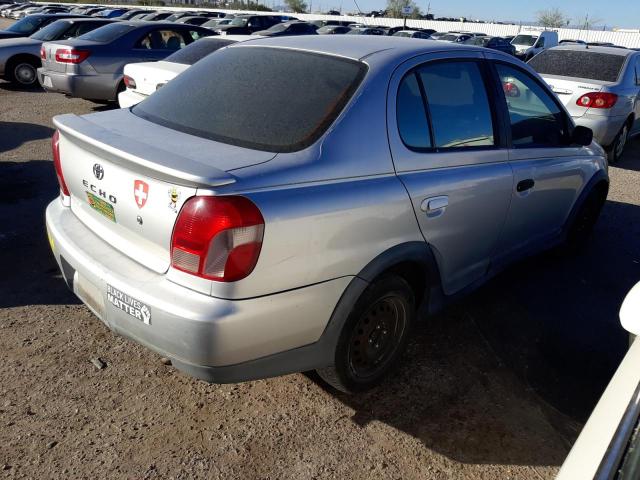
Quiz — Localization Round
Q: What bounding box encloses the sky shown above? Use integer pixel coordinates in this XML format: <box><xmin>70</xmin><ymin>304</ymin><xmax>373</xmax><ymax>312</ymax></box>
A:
<box><xmin>322</xmin><ymin>0</ymin><xmax>639</xmax><ymax>29</ymax></box>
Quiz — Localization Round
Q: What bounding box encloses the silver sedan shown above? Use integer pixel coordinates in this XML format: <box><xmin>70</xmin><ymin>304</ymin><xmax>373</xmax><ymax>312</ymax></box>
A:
<box><xmin>0</xmin><ymin>18</ymin><xmax>113</xmax><ymax>87</ymax></box>
<box><xmin>46</xmin><ymin>36</ymin><xmax>608</xmax><ymax>392</ymax></box>
<box><xmin>530</xmin><ymin>45</ymin><xmax>640</xmax><ymax>163</ymax></box>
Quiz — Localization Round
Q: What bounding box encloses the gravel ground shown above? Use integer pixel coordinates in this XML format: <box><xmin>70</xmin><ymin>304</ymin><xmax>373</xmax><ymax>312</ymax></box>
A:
<box><xmin>1</xmin><ymin>19</ymin><xmax>640</xmax><ymax>478</ymax></box>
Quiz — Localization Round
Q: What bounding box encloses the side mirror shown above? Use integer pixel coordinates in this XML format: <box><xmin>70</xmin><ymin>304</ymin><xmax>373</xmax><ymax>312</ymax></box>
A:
<box><xmin>572</xmin><ymin>125</ymin><xmax>593</xmax><ymax>146</ymax></box>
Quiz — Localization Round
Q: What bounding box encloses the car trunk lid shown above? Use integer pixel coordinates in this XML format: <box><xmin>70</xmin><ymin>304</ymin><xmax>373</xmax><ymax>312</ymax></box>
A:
<box><xmin>124</xmin><ymin>61</ymin><xmax>187</xmax><ymax>97</ymax></box>
<box><xmin>540</xmin><ymin>75</ymin><xmax>608</xmax><ymax>118</ymax></box>
<box><xmin>53</xmin><ymin>109</ymin><xmax>276</xmax><ymax>273</ymax></box>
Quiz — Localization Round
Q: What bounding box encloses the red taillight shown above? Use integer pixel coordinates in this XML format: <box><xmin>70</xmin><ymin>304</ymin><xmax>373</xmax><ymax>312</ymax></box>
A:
<box><xmin>123</xmin><ymin>75</ymin><xmax>136</xmax><ymax>89</ymax></box>
<box><xmin>54</xmin><ymin>48</ymin><xmax>90</xmax><ymax>64</ymax></box>
<box><xmin>576</xmin><ymin>92</ymin><xmax>618</xmax><ymax>109</ymax></box>
<box><xmin>51</xmin><ymin>130</ymin><xmax>70</xmax><ymax>198</ymax></box>
<box><xmin>171</xmin><ymin>196</ymin><xmax>264</xmax><ymax>282</ymax></box>
<box><xmin>40</xmin><ymin>45</ymin><xmax>46</xmax><ymax>60</ymax></box>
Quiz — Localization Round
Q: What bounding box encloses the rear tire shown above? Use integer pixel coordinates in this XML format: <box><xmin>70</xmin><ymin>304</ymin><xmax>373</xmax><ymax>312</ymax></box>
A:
<box><xmin>316</xmin><ymin>274</ymin><xmax>415</xmax><ymax>394</ymax></box>
<box><xmin>7</xmin><ymin>57</ymin><xmax>39</xmax><ymax>87</ymax></box>
<box><xmin>564</xmin><ymin>185</ymin><xmax>607</xmax><ymax>250</ymax></box>
<box><xmin>607</xmin><ymin>122</ymin><xmax>630</xmax><ymax>164</ymax></box>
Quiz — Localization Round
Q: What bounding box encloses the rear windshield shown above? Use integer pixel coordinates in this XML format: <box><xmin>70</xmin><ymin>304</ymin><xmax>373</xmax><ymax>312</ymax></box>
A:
<box><xmin>163</xmin><ymin>38</ymin><xmax>236</xmax><ymax>65</ymax></box>
<box><xmin>133</xmin><ymin>47</ymin><xmax>367</xmax><ymax>152</ymax></box>
<box><xmin>78</xmin><ymin>23</ymin><xmax>136</xmax><ymax>42</ymax></box>
<box><xmin>529</xmin><ymin>50</ymin><xmax>626</xmax><ymax>82</ymax></box>
<box><xmin>6</xmin><ymin>16</ymin><xmax>46</xmax><ymax>34</ymax></box>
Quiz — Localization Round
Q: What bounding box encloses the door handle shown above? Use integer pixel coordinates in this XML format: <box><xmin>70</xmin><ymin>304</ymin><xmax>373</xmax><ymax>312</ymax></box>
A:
<box><xmin>420</xmin><ymin>196</ymin><xmax>449</xmax><ymax>215</ymax></box>
<box><xmin>516</xmin><ymin>179</ymin><xmax>535</xmax><ymax>193</ymax></box>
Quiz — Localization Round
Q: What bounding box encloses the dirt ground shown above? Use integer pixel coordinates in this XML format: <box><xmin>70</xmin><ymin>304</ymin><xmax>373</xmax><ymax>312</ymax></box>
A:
<box><xmin>1</xmin><ymin>18</ymin><xmax>640</xmax><ymax>479</ymax></box>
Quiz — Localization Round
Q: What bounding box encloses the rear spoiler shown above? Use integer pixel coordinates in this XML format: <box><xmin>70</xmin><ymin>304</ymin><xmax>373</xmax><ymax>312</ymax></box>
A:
<box><xmin>53</xmin><ymin>114</ymin><xmax>236</xmax><ymax>188</ymax></box>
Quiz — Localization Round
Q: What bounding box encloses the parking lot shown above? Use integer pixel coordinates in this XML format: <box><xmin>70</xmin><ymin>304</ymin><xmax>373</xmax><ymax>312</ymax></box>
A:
<box><xmin>2</xmin><ymin>15</ymin><xmax>640</xmax><ymax>480</ymax></box>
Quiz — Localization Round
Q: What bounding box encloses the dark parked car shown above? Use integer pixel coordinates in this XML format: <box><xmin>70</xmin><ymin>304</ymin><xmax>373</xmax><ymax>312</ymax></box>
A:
<box><xmin>254</xmin><ymin>21</ymin><xmax>317</xmax><ymax>37</ymax></box>
<box><xmin>139</xmin><ymin>12</ymin><xmax>173</xmax><ymax>22</ymax></box>
<box><xmin>392</xmin><ymin>30</ymin><xmax>432</xmax><ymax>39</ymax></box>
<box><xmin>464</xmin><ymin>35</ymin><xmax>516</xmax><ymax>55</ymax></box>
<box><xmin>346</xmin><ymin>27</ymin><xmax>386</xmax><ymax>36</ymax></box>
<box><xmin>117</xmin><ymin>9</ymin><xmax>153</xmax><ymax>20</ymax></box>
<box><xmin>317</xmin><ymin>25</ymin><xmax>351</xmax><ymax>35</ymax></box>
<box><xmin>37</xmin><ymin>21</ymin><xmax>213</xmax><ymax>102</ymax></box>
<box><xmin>0</xmin><ymin>18</ymin><xmax>114</xmax><ymax>86</ymax></box>
<box><xmin>175</xmin><ymin>16</ymin><xmax>211</xmax><ymax>27</ymax></box>
<box><xmin>213</xmin><ymin>15</ymin><xmax>281</xmax><ymax>35</ymax></box>
<box><xmin>165</xmin><ymin>11</ymin><xmax>197</xmax><ymax>22</ymax></box>
<box><xmin>96</xmin><ymin>9</ymin><xmax>130</xmax><ymax>19</ymax></box>
<box><xmin>0</xmin><ymin>13</ymin><xmax>84</xmax><ymax>40</ymax></box>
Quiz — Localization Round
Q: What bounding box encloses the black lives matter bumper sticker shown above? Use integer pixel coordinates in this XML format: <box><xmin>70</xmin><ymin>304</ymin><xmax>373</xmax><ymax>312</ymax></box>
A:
<box><xmin>107</xmin><ymin>285</ymin><xmax>151</xmax><ymax>325</ymax></box>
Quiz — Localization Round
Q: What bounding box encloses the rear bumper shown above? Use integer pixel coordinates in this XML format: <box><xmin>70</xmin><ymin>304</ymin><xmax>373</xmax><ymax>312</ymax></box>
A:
<box><xmin>574</xmin><ymin>113</ymin><xmax>628</xmax><ymax>148</ymax></box>
<box><xmin>37</xmin><ymin>68</ymin><xmax>121</xmax><ymax>102</ymax></box>
<box><xmin>117</xmin><ymin>88</ymin><xmax>147</xmax><ymax>108</ymax></box>
<box><xmin>45</xmin><ymin>199</ymin><xmax>352</xmax><ymax>383</ymax></box>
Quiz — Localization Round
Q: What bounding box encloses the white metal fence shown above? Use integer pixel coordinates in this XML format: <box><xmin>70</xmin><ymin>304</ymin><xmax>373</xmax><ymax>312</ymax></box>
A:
<box><xmin>45</xmin><ymin>3</ymin><xmax>640</xmax><ymax>48</ymax></box>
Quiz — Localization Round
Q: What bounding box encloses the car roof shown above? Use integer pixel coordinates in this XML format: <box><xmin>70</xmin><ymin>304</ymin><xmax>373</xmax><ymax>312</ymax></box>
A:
<box><xmin>551</xmin><ymin>45</ymin><xmax>636</xmax><ymax>56</ymax></box>
<box><xmin>232</xmin><ymin>35</ymin><xmax>486</xmax><ymax>63</ymax></box>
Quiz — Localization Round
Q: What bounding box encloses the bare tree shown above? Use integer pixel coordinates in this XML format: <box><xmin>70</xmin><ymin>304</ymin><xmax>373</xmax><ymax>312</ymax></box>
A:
<box><xmin>386</xmin><ymin>0</ymin><xmax>422</xmax><ymax>19</ymax></box>
<box><xmin>285</xmin><ymin>0</ymin><xmax>307</xmax><ymax>13</ymax></box>
<box><xmin>536</xmin><ymin>7</ymin><xmax>569</xmax><ymax>28</ymax></box>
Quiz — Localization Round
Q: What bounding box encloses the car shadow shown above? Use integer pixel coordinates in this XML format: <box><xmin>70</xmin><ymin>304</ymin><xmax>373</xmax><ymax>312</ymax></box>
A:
<box><xmin>0</xmin><ymin>82</ymin><xmax>43</xmax><ymax>93</ymax></box>
<box><xmin>314</xmin><ymin>198</ymin><xmax>639</xmax><ymax>466</ymax></box>
<box><xmin>0</xmin><ymin>121</ymin><xmax>54</xmax><ymax>153</ymax></box>
<box><xmin>0</xmin><ymin>160</ymin><xmax>79</xmax><ymax>308</ymax></box>
<box><xmin>616</xmin><ymin>135</ymin><xmax>640</xmax><ymax>172</ymax></box>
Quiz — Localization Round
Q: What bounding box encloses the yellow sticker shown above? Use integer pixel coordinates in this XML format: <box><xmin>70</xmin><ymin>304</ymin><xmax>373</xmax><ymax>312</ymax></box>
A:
<box><xmin>47</xmin><ymin>229</ymin><xmax>55</xmax><ymax>252</ymax></box>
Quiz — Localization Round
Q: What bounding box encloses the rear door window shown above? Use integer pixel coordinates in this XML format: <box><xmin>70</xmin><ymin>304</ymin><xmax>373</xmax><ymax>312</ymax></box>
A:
<box><xmin>133</xmin><ymin>47</ymin><xmax>367</xmax><ymax>152</ymax></box>
<box><xmin>528</xmin><ymin>50</ymin><xmax>626</xmax><ymax>82</ymax></box>
<box><xmin>396</xmin><ymin>73</ymin><xmax>431</xmax><ymax>149</ymax></box>
<box><xmin>417</xmin><ymin>61</ymin><xmax>495</xmax><ymax>149</ymax></box>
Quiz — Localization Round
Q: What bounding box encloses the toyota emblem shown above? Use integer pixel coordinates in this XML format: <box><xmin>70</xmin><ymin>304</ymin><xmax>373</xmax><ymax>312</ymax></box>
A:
<box><xmin>93</xmin><ymin>164</ymin><xmax>104</xmax><ymax>180</ymax></box>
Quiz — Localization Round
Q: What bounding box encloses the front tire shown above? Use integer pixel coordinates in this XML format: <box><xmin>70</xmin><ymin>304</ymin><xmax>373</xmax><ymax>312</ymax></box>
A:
<box><xmin>316</xmin><ymin>274</ymin><xmax>415</xmax><ymax>394</ymax></box>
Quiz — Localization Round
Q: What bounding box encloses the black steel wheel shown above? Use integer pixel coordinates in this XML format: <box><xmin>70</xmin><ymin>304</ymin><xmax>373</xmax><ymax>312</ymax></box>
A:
<box><xmin>317</xmin><ymin>274</ymin><xmax>415</xmax><ymax>393</ymax></box>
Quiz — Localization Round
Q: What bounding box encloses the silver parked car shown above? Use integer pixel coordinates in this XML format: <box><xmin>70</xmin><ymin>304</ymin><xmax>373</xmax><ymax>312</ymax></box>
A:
<box><xmin>46</xmin><ymin>36</ymin><xmax>608</xmax><ymax>393</ymax></box>
<box><xmin>529</xmin><ymin>45</ymin><xmax>640</xmax><ymax>163</ymax></box>
<box><xmin>0</xmin><ymin>18</ymin><xmax>113</xmax><ymax>87</ymax></box>
<box><xmin>37</xmin><ymin>21</ymin><xmax>212</xmax><ymax>103</ymax></box>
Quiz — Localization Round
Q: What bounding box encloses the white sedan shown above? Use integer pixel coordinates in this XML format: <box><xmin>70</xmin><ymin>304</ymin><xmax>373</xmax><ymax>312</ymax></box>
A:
<box><xmin>118</xmin><ymin>35</ymin><xmax>257</xmax><ymax>108</ymax></box>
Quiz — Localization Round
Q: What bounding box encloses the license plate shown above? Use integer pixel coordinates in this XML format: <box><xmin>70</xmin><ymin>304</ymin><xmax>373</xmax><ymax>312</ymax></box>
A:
<box><xmin>86</xmin><ymin>191</ymin><xmax>116</xmax><ymax>222</ymax></box>
<box><xmin>42</xmin><ymin>75</ymin><xmax>53</xmax><ymax>88</ymax></box>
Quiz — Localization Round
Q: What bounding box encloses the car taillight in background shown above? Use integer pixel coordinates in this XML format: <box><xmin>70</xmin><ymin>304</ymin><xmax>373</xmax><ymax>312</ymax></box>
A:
<box><xmin>51</xmin><ymin>130</ymin><xmax>70</xmax><ymax>199</ymax></box>
<box><xmin>54</xmin><ymin>48</ymin><xmax>90</xmax><ymax>64</ymax></box>
<box><xmin>123</xmin><ymin>75</ymin><xmax>136</xmax><ymax>89</ymax></box>
<box><xmin>576</xmin><ymin>92</ymin><xmax>618</xmax><ymax>109</ymax></box>
<box><xmin>40</xmin><ymin>45</ymin><xmax>46</xmax><ymax>60</ymax></box>
<box><xmin>171</xmin><ymin>196</ymin><xmax>264</xmax><ymax>282</ymax></box>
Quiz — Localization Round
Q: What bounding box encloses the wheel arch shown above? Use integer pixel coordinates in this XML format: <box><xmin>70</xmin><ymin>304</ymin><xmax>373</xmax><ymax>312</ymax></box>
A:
<box><xmin>562</xmin><ymin>169</ymin><xmax>609</xmax><ymax>238</ymax></box>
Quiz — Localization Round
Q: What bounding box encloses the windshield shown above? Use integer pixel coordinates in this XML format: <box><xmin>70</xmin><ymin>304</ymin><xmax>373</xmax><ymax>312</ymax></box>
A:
<box><xmin>77</xmin><ymin>23</ymin><xmax>135</xmax><ymax>42</ymax></box>
<box><xmin>347</xmin><ymin>28</ymin><xmax>364</xmax><ymax>35</ymax></box>
<box><xmin>29</xmin><ymin>19</ymin><xmax>68</xmax><ymax>41</ymax></box>
<box><xmin>133</xmin><ymin>47</ymin><xmax>367</xmax><ymax>153</ymax></box>
<box><xmin>6</xmin><ymin>16</ymin><xmax>46</xmax><ymax>34</ymax></box>
<box><xmin>440</xmin><ymin>34</ymin><xmax>458</xmax><ymax>41</ymax></box>
<box><xmin>229</xmin><ymin>17</ymin><xmax>248</xmax><ymax>26</ymax></box>
<box><xmin>512</xmin><ymin>34</ymin><xmax>537</xmax><ymax>46</ymax></box>
<box><xmin>529</xmin><ymin>50</ymin><xmax>626</xmax><ymax>83</ymax></box>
